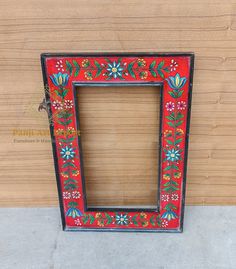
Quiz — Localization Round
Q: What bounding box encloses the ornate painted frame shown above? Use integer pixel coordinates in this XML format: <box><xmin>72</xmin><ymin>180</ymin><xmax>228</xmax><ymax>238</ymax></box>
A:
<box><xmin>41</xmin><ymin>53</ymin><xmax>194</xmax><ymax>232</ymax></box>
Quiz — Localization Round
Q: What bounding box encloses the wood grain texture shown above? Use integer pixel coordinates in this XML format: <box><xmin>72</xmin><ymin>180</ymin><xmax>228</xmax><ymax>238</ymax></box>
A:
<box><xmin>0</xmin><ymin>0</ymin><xmax>236</xmax><ymax>206</ymax></box>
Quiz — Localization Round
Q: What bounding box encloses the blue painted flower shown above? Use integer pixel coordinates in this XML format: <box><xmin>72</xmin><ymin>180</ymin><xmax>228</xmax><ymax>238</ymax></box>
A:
<box><xmin>66</xmin><ymin>202</ymin><xmax>82</xmax><ymax>218</ymax></box>
<box><xmin>50</xmin><ymin>72</ymin><xmax>69</xmax><ymax>87</ymax></box>
<box><xmin>167</xmin><ymin>73</ymin><xmax>186</xmax><ymax>90</ymax></box>
<box><xmin>60</xmin><ymin>146</ymin><xmax>75</xmax><ymax>160</ymax></box>
<box><xmin>115</xmin><ymin>213</ymin><xmax>129</xmax><ymax>225</ymax></box>
<box><xmin>161</xmin><ymin>210</ymin><xmax>178</xmax><ymax>221</ymax></box>
<box><xmin>66</xmin><ymin>207</ymin><xmax>83</xmax><ymax>218</ymax></box>
<box><xmin>107</xmin><ymin>61</ymin><xmax>123</xmax><ymax>79</ymax></box>
<box><xmin>166</xmin><ymin>149</ymin><xmax>180</xmax><ymax>162</ymax></box>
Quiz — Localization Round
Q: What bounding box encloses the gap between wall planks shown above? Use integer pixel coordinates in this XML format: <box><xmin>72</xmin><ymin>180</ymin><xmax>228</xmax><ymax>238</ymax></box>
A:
<box><xmin>0</xmin><ymin>0</ymin><xmax>236</xmax><ymax>206</ymax></box>
<box><xmin>77</xmin><ymin>86</ymin><xmax>160</xmax><ymax>208</ymax></box>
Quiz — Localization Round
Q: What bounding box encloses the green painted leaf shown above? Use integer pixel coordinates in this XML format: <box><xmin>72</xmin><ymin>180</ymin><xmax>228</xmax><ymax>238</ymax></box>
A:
<box><xmin>171</xmin><ymin>164</ymin><xmax>179</xmax><ymax>170</ymax></box>
<box><xmin>127</xmin><ymin>61</ymin><xmax>136</xmax><ymax>78</ymax></box>
<box><xmin>165</xmin><ymin>139</ymin><xmax>173</xmax><ymax>145</ymax></box>
<box><xmin>83</xmin><ymin>215</ymin><xmax>89</xmax><ymax>224</ymax></box>
<box><xmin>94</xmin><ymin>60</ymin><xmax>102</xmax><ymax>78</ymax></box>
<box><xmin>62</xmin><ymin>162</ymin><xmax>76</xmax><ymax>168</ymax></box>
<box><xmin>174</xmin><ymin>138</ymin><xmax>183</xmax><ymax>145</ymax></box>
<box><xmin>59</xmin><ymin>137</ymin><xmax>75</xmax><ymax>143</ymax></box>
<box><xmin>150</xmin><ymin>216</ymin><xmax>155</xmax><ymax>226</ymax></box>
<box><xmin>105</xmin><ymin>58</ymin><xmax>112</xmax><ymax>63</ymax></box>
<box><xmin>164</xmin><ymin>165</ymin><xmax>172</xmax><ymax>171</ymax></box>
<box><xmin>168</xmin><ymin>91</ymin><xmax>177</xmax><ymax>98</ymax></box>
<box><xmin>163</xmin><ymin>67</ymin><xmax>170</xmax><ymax>73</ymax></box>
<box><xmin>166</xmin><ymin>115</ymin><xmax>175</xmax><ymax>121</ymax></box>
<box><xmin>57</xmin><ymin>112</ymin><xmax>72</xmax><ymax>119</ymax></box>
<box><xmin>157</xmin><ymin>60</ymin><xmax>164</xmax><ymax>69</ymax></box>
<box><xmin>158</xmin><ymin>69</ymin><xmax>165</xmax><ymax>79</ymax></box>
<box><xmin>64</xmin><ymin>178</ymin><xmax>77</xmax><ymax>184</ymax></box>
<box><xmin>156</xmin><ymin>216</ymin><xmax>161</xmax><ymax>226</ymax></box>
<box><xmin>177</xmin><ymin>90</ymin><xmax>184</xmax><ymax>97</ymax></box>
<box><xmin>163</xmin><ymin>185</ymin><xmax>179</xmax><ymax>192</ymax></box>
<box><xmin>94</xmin><ymin>60</ymin><xmax>101</xmax><ymax>69</ymax></box>
<box><xmin>176</xmin><ymin>112</ymin><xmax>184</xmax><ymax>120</ymax></box>
<box><xmin>67</xmin><ymin>137</ymin><xmax>75</xmax><ymax>142</ymax></box>
<box><xmin>89</xmin><ymin>214</ymin><xmax>95</xmax><ymax>224</ymax></box>
<box><xmin>164</xmin><ymin>181</ymin><xmax>171</xmax><ymax>186</ymax></box>
<box><xmin>150</xmin><ymin>69</ymin><xmax>157</xmax><ymax>77</ymax></box>
<box><xmin>59</xmin><ymin>138</ymin><xmax>68</xmax><ymax>143</ymax></box>
<box><xmin>66</xmin><ymin>61</ymin><xmax>73</xmax><ymax>75</ymax></box>
<box><xmin>150</xmin><ymin>60</ymin><xmax>156</xmax><ymax>69</ymax></box>
<box><xmin>132</xmin><ymin>215</ymin><xmax>139</xmax><ymax>226</ymax></box>
<box><xmin>64</xmin><ymin>183</ymin><xmax>77</xmax><ymax>190</ymax></box>
<box><xmin>55</xmin><ymin>90</ymin><xmax>61</xmax><ymax>97</ymax></box>
<box><xmin>95</xmin><ymin>69</ymin><xmax>102</xmax><ymax>78</ymax></box>
<box><xmin>62</xmin><ymin>89</ymin><xmax>68</xmax><ymax>98</ymax></box>
<box><xmin>165</xmin><ymin>132</ymin><xmax>172</xmax><ymax>137</ymax></box>
<box><xmin>105</xmin><ymin>213</ymin><xmax>112</xmax><ymax>224</ymax></box>
<box><xmin>57</xmin><ymin>120</ymin><xmax>67</xmax><ymax>126</ymax></box>
<box><xmin>165</xmin><ymin>203</ymin><xmax>178</xmax><ymax>211</ymax></box>
<box><xmin>176</xmin><ymin>120</ymin><xmax>183</xmax><ymax>127</ymax></box>
<box><xmin>167</xmin><ymin>121</ymin><xmax>175</xmax><ymax>127</ymax></box>
<box><xmin>73</xmin><ymin>60</ymin><xmax>80</xmax><ymax>77</ymax></box>
<box><xmin>65</xmin><ymin>119</ymin><xmax>72</xmax><ymax>125</ymax></box>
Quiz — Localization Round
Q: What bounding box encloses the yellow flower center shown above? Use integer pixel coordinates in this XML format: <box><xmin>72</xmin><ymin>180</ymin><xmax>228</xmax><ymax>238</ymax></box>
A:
<box><xmin>170</xmin><ymin>153</ymin><xmax>175</xmax><ymax>158</ymax></box>
<box><xmin>175</xmin><ymin>76</ymin><xmax>180</xmax><ymax>86</ymax></box>
<box><xmin>58</xmin><ymin>76</ymin><xmax>63</xmax><ymax>85</ymax></box>
<box><xmin>112</xmin><ymin>67</ymin><xmax>117</xmax><ymax>72</ymax></box>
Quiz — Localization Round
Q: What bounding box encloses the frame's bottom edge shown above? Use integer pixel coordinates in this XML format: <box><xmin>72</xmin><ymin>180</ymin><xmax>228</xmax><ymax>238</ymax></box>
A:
<box><xmin>63</xmin><ymin>226</ymin><xmax>183</xmax><ymax>233</ymax></box>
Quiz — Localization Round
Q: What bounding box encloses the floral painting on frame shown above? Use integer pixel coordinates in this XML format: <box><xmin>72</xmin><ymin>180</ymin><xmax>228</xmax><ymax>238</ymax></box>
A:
<box><xmin>41</xmin><ymin>53</ymin><xmax>194</xmax><ymax>232</ymax></box>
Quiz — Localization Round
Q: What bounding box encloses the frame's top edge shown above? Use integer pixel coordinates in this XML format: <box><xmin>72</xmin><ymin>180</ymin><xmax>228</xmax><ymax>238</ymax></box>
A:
<box><xmin>40</xmin><ymin>52</ymin><xmax>195</xmax><ymax>59</ymax></box>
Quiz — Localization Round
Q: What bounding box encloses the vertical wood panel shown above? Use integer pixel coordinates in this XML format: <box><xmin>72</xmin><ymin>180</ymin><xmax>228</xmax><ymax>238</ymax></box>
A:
<box><xmin>78</xmin><ymin>86</ymin><xmax>160</xmax><ymax>207</ymax></box>
<box><xmin>0</xmin><ymin>0</ymin><xmax>235</xmax><ymax>206</ymax></box>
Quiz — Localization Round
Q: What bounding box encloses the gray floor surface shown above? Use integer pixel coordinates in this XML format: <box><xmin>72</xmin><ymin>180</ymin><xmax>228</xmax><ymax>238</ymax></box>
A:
<box><xmin>1</xmin><ymin>206</ymin><xmax>235</xmax><ymax>269</ymax></box>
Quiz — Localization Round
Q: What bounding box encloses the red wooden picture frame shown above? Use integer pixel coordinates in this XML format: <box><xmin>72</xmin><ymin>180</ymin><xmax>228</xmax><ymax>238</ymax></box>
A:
<box><xmin>41</xmin><ymin>53</ymin><xmax>194</xmax><ymax>232</ymax></box>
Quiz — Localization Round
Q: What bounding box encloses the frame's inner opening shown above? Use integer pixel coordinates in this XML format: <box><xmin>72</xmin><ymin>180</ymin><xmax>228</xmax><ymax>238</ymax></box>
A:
<box><xmin>76</xmin><ymin>85</ymin><xmax>161</xmax><ymax>209</ymax></box>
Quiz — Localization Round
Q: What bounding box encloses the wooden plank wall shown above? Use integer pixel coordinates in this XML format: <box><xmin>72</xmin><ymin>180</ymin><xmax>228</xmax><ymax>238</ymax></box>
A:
<box><xmin>78</xmin><ymin>86</ymin><xmax>160</xmax><ymax>207</ymax></box>
<box><xmin>0</xmin><ymin>0</ymin><xmax>236</xmax><ymax>206</ymax></box>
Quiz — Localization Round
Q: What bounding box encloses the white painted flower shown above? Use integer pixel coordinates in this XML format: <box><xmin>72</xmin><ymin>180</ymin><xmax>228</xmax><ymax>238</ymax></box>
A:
<box><xmin>177</xmin><ymin>101</ymin><xmax>186</xmax><ymax>110</ymax></box>
<box><xmin>161</xmin><ymin>220</ymin><xmax>169</xmax><ymax>228</ymax></box>
<box><xmin>74</xmin><ymin>218</ymin><xmax>82</xmax><ymax>226</ymax></box>
<box><xmin>72</xmin><ymin>191</ymin><xmax>81</xmax><ymax>199</ymax></box>
<box><xmin>170</xmin><ymin>59</ymin><xmax>178</xmax><ymax>72</ymax></box>
<box><xmin>166</xmin><ymin>102</ymin><xmax>175</xmax><ymax>112</ymax></box>
<box><xmin>63</xmin><ymin>192</ymin><xmax>71</xmax><ymax>199</ymax></box>
<box><xmin>161</xmin><ymin>194</ymin><xmax>169</xmax><ymax>202</ymax></box>
<box><xmin>171</xmin><ymin>193</ymin><xmax>179</xmax><ymax>201</ymax></box>
<box><xmin>55</xmin><ymin>60</ymin><xmax>64</xmax><ymax>72</ymax></box>
<box><xmin>64</xmin><ymin>100</ymin><xmax>73</xmax><ymax>109</ymax></box>
<box><xmin>52</xmin><ymin>100</ymin><xmax>63</xmax><ymax>110</ymax></box>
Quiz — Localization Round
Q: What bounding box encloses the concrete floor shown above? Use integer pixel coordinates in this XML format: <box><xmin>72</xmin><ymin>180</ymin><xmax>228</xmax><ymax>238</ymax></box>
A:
<box><xmin>0</xmin><ymin>206</ymin><xmax>235</xmax><ymax>269</ymax></box>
